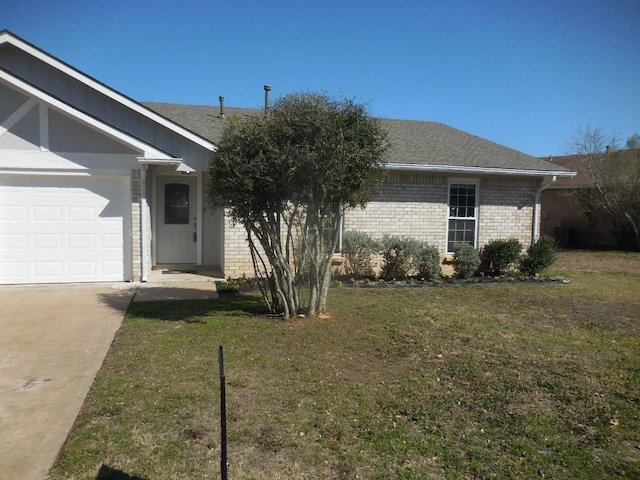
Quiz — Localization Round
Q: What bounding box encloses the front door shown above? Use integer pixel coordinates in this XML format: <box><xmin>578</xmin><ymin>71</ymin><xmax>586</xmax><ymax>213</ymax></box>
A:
<box><xmin>156</xmin><ymin>176</ymin><xmax>197</xmax><ymax>264</ymax></box>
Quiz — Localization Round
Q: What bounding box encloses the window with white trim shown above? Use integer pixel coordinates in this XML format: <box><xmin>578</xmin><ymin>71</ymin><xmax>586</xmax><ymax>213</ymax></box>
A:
<box><xmin>447</xmin><ymin>182</ymin><xmax>478</xmax><ymax>252</ymax></box>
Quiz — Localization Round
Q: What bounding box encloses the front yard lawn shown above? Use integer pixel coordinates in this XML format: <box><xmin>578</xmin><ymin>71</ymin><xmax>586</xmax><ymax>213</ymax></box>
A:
<box><xmin>50</xmin><ymin>251</ymin><xmax>640</xmax><ymax>479</ymax></box>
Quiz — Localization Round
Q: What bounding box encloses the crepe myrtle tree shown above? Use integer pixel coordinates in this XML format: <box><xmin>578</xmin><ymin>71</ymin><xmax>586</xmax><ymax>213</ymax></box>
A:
<box><xmin>569</xmin><ymin>126</ymin><xmax>640</xmax><ymax>250</ymax></box>
<box><xmin>208</xmin><ymin>92</ymin><xmax>389</xmax><ymax>318</ymax></box>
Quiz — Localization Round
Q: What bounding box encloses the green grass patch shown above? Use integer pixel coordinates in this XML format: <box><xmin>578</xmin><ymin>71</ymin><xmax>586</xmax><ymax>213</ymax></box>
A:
<box><xmin>50</xmin><ymin>251</ymin><xmax>640</xmax><ymax>479</ymax></box>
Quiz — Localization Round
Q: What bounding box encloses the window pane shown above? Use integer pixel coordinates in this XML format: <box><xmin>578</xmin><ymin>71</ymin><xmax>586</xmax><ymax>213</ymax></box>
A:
<box><xmin>448</xmin><ymin>219</ymin><xmax>475</xmax><ymax>251</ymax></box>
<box><xmin>449</xmin><ymin>184</ymin><xmax>476</xmax><ymax>218</ymax></box>
<box><xmin>165</xmin><ymin>183</ymin><xmax>190</xmax><ymax>224</ymax></box>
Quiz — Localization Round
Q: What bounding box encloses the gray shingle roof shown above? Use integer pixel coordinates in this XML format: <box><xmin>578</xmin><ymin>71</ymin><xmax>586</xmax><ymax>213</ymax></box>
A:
<box><xmin>380</xmin><ymin>119</ymin><xmax>566</xmax><ymax>172</ymax></box>
<box><xmin>143</xmin><ymin>102</ymin><xmax>572</xmax><ymax>175</ymax></box>
<box><xmin>142</xmin><ymin>102</ymin><xmax>257</xmax><ymax>145</ymax></box>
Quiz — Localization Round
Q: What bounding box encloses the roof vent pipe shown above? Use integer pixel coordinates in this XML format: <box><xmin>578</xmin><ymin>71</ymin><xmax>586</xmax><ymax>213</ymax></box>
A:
<box><xmin>218</xmin><ymin>96</ymin><xmax>225</xmax><ymax>118</ymax></box>
<box><xmin>264</xmin><ymin>84</ymin><xmax>271</xmax><ymax>113</ymax></box>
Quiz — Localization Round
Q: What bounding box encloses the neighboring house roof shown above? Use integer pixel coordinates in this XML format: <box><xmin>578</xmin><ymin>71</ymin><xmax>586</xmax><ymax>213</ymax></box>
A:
<box><xmin>542</xmin><ymin>150</ymin><xmax>639</xmax><ymax>188</ymax></box>
<box><xmin>143</xmin><ymin>101</ymin><xmax>574</xmax><ymax>178</ymax></box>
<box><xmin>540</xmin><ymin>155</ymin><xmax>591</xmax><ymax>188</ymax></box>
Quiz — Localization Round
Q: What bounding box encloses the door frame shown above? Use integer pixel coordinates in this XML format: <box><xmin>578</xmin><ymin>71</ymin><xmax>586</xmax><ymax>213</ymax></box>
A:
<box><xmin>151</xmin><ymin>170</ymin><xmax>203</xmax><ymax>266</ymax></box>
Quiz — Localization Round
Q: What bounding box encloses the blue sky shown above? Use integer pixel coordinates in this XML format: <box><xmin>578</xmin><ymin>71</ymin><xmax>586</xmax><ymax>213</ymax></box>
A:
<box><xmin>2</xmin><ymin>0</ymin><xmax>638</xmax><ymax>156</ymax></box>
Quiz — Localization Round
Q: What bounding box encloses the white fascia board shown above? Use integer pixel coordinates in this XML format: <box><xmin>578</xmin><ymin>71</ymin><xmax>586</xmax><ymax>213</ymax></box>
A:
<box><xmin>0</xmin><ymin>69</ymin><xmax>173</xmax><ymax>160</ymax></box>
<box><xmin>385</xmin><ymin>162</ymin><xmax>577</xmax><ymax>178</ymax></box>
<box><xmin>0</xmin><ymin>33</ymin><xmax>215</xmax><ymax>152</ymax></box>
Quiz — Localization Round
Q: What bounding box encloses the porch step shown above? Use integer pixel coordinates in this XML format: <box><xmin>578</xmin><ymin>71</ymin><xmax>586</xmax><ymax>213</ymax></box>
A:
<box><xmin>147</xmin><ymin>265</ymin><xmax>224</xmax><ymax>284</ymax></box>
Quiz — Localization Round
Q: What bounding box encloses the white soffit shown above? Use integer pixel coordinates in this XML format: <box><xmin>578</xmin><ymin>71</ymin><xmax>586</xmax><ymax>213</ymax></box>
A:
<box><xmin>0</xmin><ymin>69</ymin><xmax>173</xmax><ymax>160</ymax></box>
<box><xmin>0</xmin><ymin>31</ymin><xmax>215</xmax><ymax>151</ymax></box>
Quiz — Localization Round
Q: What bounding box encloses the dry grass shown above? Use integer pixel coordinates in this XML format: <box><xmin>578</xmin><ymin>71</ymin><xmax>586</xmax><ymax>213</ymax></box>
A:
<box><xmin>49</xmin><ymin>251</ymin><xmax>640</xmax><ymax>479</ymax></box>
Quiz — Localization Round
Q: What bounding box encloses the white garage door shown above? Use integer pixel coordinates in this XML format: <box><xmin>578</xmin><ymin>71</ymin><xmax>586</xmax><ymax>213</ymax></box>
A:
<box><xmin>0</xmin><ymin>175</ymin><xmax>130</xmax><ymax>284</ymax></box>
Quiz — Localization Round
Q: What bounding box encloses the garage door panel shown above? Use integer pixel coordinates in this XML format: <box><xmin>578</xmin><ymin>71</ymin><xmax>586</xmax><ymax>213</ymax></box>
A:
<box><xmin>101</xmin><ymin>234</ymin><xmax>123</xmax><ymax>249</ymax></box>
<box><xmin>33</xmin><ymin>206</ymin><xmax>63</xmax><ymax>221</ymax></box>
<box><xmin>0</xmin><ymin>263</ymin><xmax>27</xmax><ymax>281</ymax></box>
<box><xmin>34</xmin><ymin>261</ymin><xmax>63</xmax><ymax>277</ymax></box>
<box><xmin>67</xmin><ymin>261</ymin><xmax>96</xmax><ymax>276</ymax></box>
<box><xmin>0</xmin><ymin>205</ymin><xmax>27</xmax><ymax>221</ymax></box>
<box><xmin>0</xmin><ymin>175</ymin><xmax>129</xmax><ymax>284</ymax></box>
<box><xmin>0</xmin><ymin>234</ymin><xmax>27</xmax><ymax>249</ymax></box>
<box><xmin>68</xmin><ymin>206</ymin><xmax>96</xmax><ymax>221</ymax></box>
<box><xmin>68</xmin><ymin>234</ymin><xmax>95</xmax><ymax>248</ymax></box>
<box><xmin>102</xmin><ymin>261</ymin><xmax>124</xmax><ymax>275</ymax></box>
<box><xmin>33</xmin><ymin>234</ymin><xmax>62</xmax><ymax>249</ymax></box>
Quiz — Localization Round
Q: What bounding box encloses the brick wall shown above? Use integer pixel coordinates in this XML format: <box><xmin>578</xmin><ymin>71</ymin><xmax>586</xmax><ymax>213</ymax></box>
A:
<box><xmin>344</xmin><ymin>172</ymin><xmax>449</xmax><ymax>252</ymax></box>
<box><xmin>478</xmin><ymin>177</ymin><xmax>538</xmax><ymax>248</ymax></box>
<box><xmin>221</xmin><ymin>172</ymin><xmax>543</xmax><ymax>277</ymax></box>
<box><xmin>223</xmin><ymin>213</ymin><xmax>254</xmax><ymax>278</ymax></box>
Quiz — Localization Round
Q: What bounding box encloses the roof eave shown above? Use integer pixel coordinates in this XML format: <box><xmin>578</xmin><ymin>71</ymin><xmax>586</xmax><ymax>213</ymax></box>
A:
<box><xmin>385</xmin><ymin>162</ymin><xmax>577</xmax><ymax>178</ymax></box>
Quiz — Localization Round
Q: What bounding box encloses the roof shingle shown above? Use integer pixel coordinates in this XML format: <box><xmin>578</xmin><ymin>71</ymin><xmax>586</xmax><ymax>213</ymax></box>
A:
<box><xmin>143</xmin><ymin>102</ymin><xmax>571</xmax><ymax>175</ymax></box>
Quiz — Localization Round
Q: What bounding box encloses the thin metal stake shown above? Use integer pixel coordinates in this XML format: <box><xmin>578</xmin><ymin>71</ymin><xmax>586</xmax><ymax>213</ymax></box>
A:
<box><xmin>219</xmin><ymin>346</ymin><xmax>228</xmax><ymax>480</ymax></box>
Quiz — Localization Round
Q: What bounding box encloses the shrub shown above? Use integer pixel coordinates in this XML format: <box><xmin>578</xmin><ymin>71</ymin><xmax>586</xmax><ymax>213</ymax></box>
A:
<box><xmin>342</xmin><ymin>230</ymin><xmax>379</xmax><ymax>278</ymax></box>
<box><xmin>520</xmin><ymin>236</ymin><xmax>558</xmax><ymax>275</ymax></box>
<box><xmin>452</xmin><ymin>243</ymin><xmax>480</xmax><ymax>279</ymax></box>
<box><xmin>380</xmin><ymin>235</ymin><xmax>422</xmax><ymax>280</ymax></box>
<box><xmin>479</xmin><ymin>238</ymin><xmax>523</xmax><ymax>276</ymax></box>
<box><xmin>416</xmin><ymin>243</ymin><xmax>442</xmax><ymax>281</ymax></box>
<box><xmin>216</xmin><ymin>278</ymin><xmax>241</xmax><ymax>294</ymax></box>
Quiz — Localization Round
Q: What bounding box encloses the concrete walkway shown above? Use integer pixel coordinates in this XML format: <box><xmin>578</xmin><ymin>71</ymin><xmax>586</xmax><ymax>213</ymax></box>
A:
<box><xmin>0</xmin><ymin>271</ymin><xmax>220</xmax><ymax>480</ymax></box>
<box><xmin>133</xmin><ymin>268</ymin><xmax>221</xmax><ymax>302</ymax></box>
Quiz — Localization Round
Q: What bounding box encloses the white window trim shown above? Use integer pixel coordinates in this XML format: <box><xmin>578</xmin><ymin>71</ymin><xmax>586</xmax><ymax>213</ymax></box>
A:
<box><xmin>446</xmin><ymin>179</ymin><xmax>480</xmax><ymax>253</ymax></box>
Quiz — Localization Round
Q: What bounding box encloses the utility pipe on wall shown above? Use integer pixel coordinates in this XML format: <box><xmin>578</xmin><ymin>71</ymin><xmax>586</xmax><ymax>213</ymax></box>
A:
<box><xmin>532</xmin><ymin>175</ymin><xmax>557</xmax><ymax>246</ymax></box>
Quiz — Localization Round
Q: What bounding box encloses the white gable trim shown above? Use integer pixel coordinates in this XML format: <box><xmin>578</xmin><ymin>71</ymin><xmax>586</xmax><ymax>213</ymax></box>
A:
<box><xmin>0</xmin><ymin>31</ymin><xmax>215</xmax><ymax>152</ymax></box>
<box><xmin>0</xmin><ymin>69</ymin><xmax>173</xmax><ymax>160</ymax></box>
<box><xmin>0</xmin><ymin>97</ymin><xmax>38</xmax><ymax>136</ymax></box>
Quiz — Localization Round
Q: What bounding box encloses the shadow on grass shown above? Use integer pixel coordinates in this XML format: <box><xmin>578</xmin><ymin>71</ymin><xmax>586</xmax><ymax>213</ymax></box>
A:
<box><xmin>96</xmin><ymin>464</ymin><xmax>147</xmax><ymax>480</ymax></box>
<box><xmin>125</xmin><ymin>293</ymin><xmax>270</xmax><ymax>323</ymax></box>
<box><xmin>96</xmin><ymin>289</ymin><xmax>136</xmax><ymax>315</ymax></box>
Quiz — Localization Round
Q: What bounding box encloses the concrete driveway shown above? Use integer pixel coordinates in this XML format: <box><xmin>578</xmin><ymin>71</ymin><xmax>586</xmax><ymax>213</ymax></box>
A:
<box><xmin>0</xmin><ymin>284</ymin><xmax>134</xmax><ymax>480</ymax></box>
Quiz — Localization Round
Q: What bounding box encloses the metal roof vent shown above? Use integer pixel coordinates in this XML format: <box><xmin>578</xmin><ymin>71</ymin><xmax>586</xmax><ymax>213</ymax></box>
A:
<box><xmin>264</xmin><ymin>84</ymin><xmax>271</xmax><ymax>113</ymax></box>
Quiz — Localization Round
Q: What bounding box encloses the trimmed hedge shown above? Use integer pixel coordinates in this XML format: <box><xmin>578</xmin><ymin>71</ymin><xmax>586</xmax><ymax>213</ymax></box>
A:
<box><xmin>452</xmin><ymin>243</ymin><xmax>481</xmax><ymax>279</ymax></box>
<box><xmin>380</xmin><ymin>235</ymin><xmax>422</xmax><ymax>281</ymax></box>
<box><xmin>520</xmin><ymin>236</ymin><xmax>558</xmax><ymax>275</ymax></box>
<box><xmin>342</xmin><ymin>230</ymin><xmax>379</xmax><ymax>278</ymax></box>
<box><xmin>416</xmin><ymin>243</ymin><xmax>442</xmax><ymax>281</ymax></box>
<box><xmin>480</xmin><ymin>238</ymin><xmax>523</xmax><ymax>276</ymax></box>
